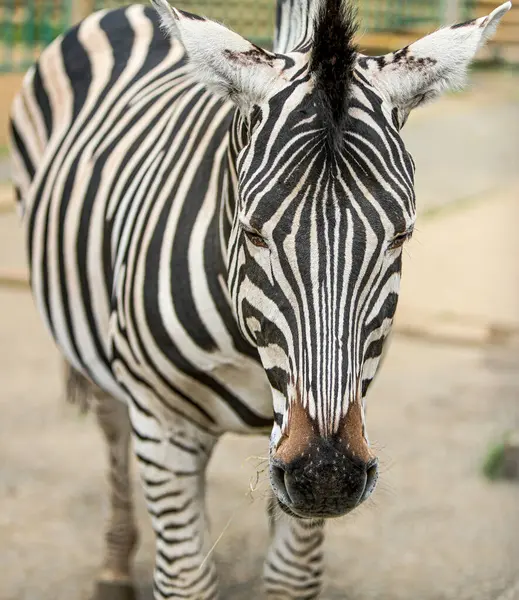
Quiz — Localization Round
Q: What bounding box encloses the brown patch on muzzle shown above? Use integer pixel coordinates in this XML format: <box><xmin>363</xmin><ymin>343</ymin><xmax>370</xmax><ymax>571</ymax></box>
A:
<box><xmin>274</xmin><ymin>389</ymin><xmax>374</xmax><ymax>466</ymax></box>
<box><xmin>274</xmin><ymin>398</ymin><xmax>318</xmax><ymax>464</ymax></box>
<box><xmin>337</xmin><ymin>400</ymin><xmax>373</xmax><ymax>463</ymax></box>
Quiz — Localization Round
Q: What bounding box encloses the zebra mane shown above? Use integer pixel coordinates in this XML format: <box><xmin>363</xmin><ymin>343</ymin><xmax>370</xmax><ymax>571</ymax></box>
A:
<box><xmin>309</xmin><ymin>0</ymin><xmax>358</xmax><ymax>148</ymax></box>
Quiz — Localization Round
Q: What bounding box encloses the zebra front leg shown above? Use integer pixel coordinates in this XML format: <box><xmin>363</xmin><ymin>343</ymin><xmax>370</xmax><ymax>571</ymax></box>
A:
<box><xmin>130</xmin><ymin>407</ymin><xmax>220</xmax><ymax>600</ymax></box>
<box><xmin>264</xmin><ymin>496</ymin><xmax>325</xmax><ymax>600</ymax></box>
<box><xmin>94</xmin><ymin>393</ymin><xmax>139</xmax><ymax>600</ymax></box>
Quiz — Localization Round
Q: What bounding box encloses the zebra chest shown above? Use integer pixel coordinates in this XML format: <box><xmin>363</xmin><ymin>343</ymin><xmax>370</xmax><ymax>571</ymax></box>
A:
<box><xmin>109</xmin><ymin>252</ymin><xmax>274</xmax><ymax>433</ymax></box>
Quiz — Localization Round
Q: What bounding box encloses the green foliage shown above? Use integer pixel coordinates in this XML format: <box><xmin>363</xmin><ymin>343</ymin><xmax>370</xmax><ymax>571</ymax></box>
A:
<box><xmin>483</xmin><ymin>440</ymin><xmax>508</xmax><ymax>480</ymax></box>
<box><xmin>482</xmin><ymin>432</ymin><xmax>519</xmax><ymax>481</ymax></box>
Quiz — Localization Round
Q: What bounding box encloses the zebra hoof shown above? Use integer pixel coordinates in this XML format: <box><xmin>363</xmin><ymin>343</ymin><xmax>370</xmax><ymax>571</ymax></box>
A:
<box><xmin>93</xmin><ymin>580</ymin><xmax>137</xmax><ymax>600</ymax></box>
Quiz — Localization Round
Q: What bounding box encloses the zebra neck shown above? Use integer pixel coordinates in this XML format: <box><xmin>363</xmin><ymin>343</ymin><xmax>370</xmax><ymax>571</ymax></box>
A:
<box><xmin>274</xmin><ymin>0</ymin><xmax>315</xmax><ymax>53</ymax></box>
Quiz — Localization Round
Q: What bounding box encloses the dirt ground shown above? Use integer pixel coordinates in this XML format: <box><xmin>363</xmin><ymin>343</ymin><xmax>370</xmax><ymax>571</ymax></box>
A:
<box><xmin>1</xmin><ymin>71</ymin><xmax>519</xmax><ymax>600</ymax></box>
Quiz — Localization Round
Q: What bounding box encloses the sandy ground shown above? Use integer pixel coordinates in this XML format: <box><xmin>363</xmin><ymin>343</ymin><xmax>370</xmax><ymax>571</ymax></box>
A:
<box><xmin>1</xmin><ymin>71</ymin><xmax>519</xmax><ymax>600</ymax></box>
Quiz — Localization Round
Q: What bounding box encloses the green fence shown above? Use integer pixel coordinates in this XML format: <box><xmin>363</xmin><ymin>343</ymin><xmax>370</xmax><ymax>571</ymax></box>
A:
<box><xmin>0</xmin><ymin>0</ymin><xmax>477</xmax><ymax>73</ymax></box>
<box><xmin>92</xmin><ymin>0</ymin><xmax>475</xmax><ymax>40</ymax></box>
<box><xmin>94</xmin><ymin>0</ymin><xmax>278</xmax><ymax>47</ymax></box>
<box><xmin>0</xmin><ymin>0</ymin><xmax>71</xmax><ymax>72</ymax></box>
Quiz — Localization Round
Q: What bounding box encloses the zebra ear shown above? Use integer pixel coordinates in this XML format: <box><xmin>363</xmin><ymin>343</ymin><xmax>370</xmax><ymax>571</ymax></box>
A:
<box><xmin>359</xmin><ymin>2</ymin><xmax>511</xmax><ymax>127</ymax></box>
<box><xmin>151</xmin><ymin>0</ymin><xmax>284</xmax><ymax>109</ymax></box>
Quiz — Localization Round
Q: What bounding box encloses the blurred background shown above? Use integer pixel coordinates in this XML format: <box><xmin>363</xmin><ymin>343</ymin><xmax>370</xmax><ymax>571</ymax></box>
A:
<box><xmin>0</xmin><ymin>1</ymin><xmax>518</xmax><ymax>599</ymax></box>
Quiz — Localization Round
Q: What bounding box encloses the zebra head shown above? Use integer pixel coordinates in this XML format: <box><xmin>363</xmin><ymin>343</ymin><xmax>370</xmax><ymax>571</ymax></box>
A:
<box><xmin>153</xmin><ymin>0</ymin><xmax>511</xmax><ymax>519</ymax></box>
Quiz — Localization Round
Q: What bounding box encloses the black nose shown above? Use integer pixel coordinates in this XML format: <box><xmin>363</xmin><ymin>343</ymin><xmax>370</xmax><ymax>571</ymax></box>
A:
<box><xmin>270</xmin><ymin>442</ymin><xmax>378</xmax><ymax>519</ymax></box>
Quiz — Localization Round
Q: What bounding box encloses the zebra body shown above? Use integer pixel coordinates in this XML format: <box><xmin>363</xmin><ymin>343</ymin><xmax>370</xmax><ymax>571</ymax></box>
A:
<box><xmin>10</xmin><ymin>1</ymin><xmax>511</xmax><ymax>598</ymax></box>
<box><xmin>14</xmin><ymin>6</ymin><xmax>271</xmax><ymax>434</ymax></box>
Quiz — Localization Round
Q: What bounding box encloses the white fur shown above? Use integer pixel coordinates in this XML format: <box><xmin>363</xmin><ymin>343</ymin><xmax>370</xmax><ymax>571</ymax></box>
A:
<box><xmin>151</xmin><ymin>0</ymin><xmax>285</xmax><ymax>109</ymax></box>
<box><xmin>360</xmin><ymin>2</ymin><xmax>512</xmax><ymax>114</ymax></box>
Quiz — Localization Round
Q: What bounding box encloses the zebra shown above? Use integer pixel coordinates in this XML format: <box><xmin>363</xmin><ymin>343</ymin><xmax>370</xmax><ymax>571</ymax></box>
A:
<box><xmin>9</xmin><ymin>0</ymin><xmax>510</xmax><ymax>598</ymax></box>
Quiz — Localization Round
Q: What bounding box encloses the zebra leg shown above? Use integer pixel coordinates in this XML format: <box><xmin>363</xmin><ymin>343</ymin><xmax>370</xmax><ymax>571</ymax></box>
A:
<box><xmin>93</xmin><ymin>393</ymin><xmax>139</xmax><ymax>600</ymax></box>
<box><xmin>264</xmin><ymin>496</ymin><xmax>325</xmax><ymax>600</ymax></box>
<box><xmin>130</xmin><ymin>408</ymin><xmax>220</xmax><ymax>600</ymax></box>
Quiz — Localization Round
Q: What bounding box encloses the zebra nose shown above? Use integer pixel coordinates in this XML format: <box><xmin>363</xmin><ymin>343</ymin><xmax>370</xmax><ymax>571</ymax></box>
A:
<box><xmin>270</xmin><ymin>450</ymin><xmax>378</xmax><ymax>519</ymax></box>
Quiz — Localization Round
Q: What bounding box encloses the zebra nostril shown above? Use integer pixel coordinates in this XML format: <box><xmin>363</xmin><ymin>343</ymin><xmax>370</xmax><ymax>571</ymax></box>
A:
<box><xmin>271</xmin><ymin>463</ymin><xmax>292</xmax><ymax>505</ymax></box>
<box><xmin>361</xmin><ymin>459</ymin><xmax>379</xmax><ymax>502</ymax></box>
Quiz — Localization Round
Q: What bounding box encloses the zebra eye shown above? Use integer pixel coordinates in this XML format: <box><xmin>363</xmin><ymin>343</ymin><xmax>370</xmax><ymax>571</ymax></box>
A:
<box><xmin>388</xmin><ymin>231</ymin><xmax>412</xmax><ymax>251</ymax></box>
<box><xmin>244</xmin><ymin>229</ymin><xmax>269</xmax><ymax>249</ymax></box>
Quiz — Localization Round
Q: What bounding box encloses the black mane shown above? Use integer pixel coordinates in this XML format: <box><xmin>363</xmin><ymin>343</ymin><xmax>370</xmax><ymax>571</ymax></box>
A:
<box><xmin>309</xmin><ymin>0</ymin><xmax>358</xmax><ymax>148</ymax></box>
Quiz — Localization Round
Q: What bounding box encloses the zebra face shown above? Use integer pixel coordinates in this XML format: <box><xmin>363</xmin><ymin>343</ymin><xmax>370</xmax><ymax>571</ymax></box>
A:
<box><xmin>228</xmin><ymin>78</ymin><xmax>415</xmax><ymax>518</ymax></box>
<box><xmin>153</xmin><ymin>0</ymin><xmax>511</xmax><ymax>519</ymax></box>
